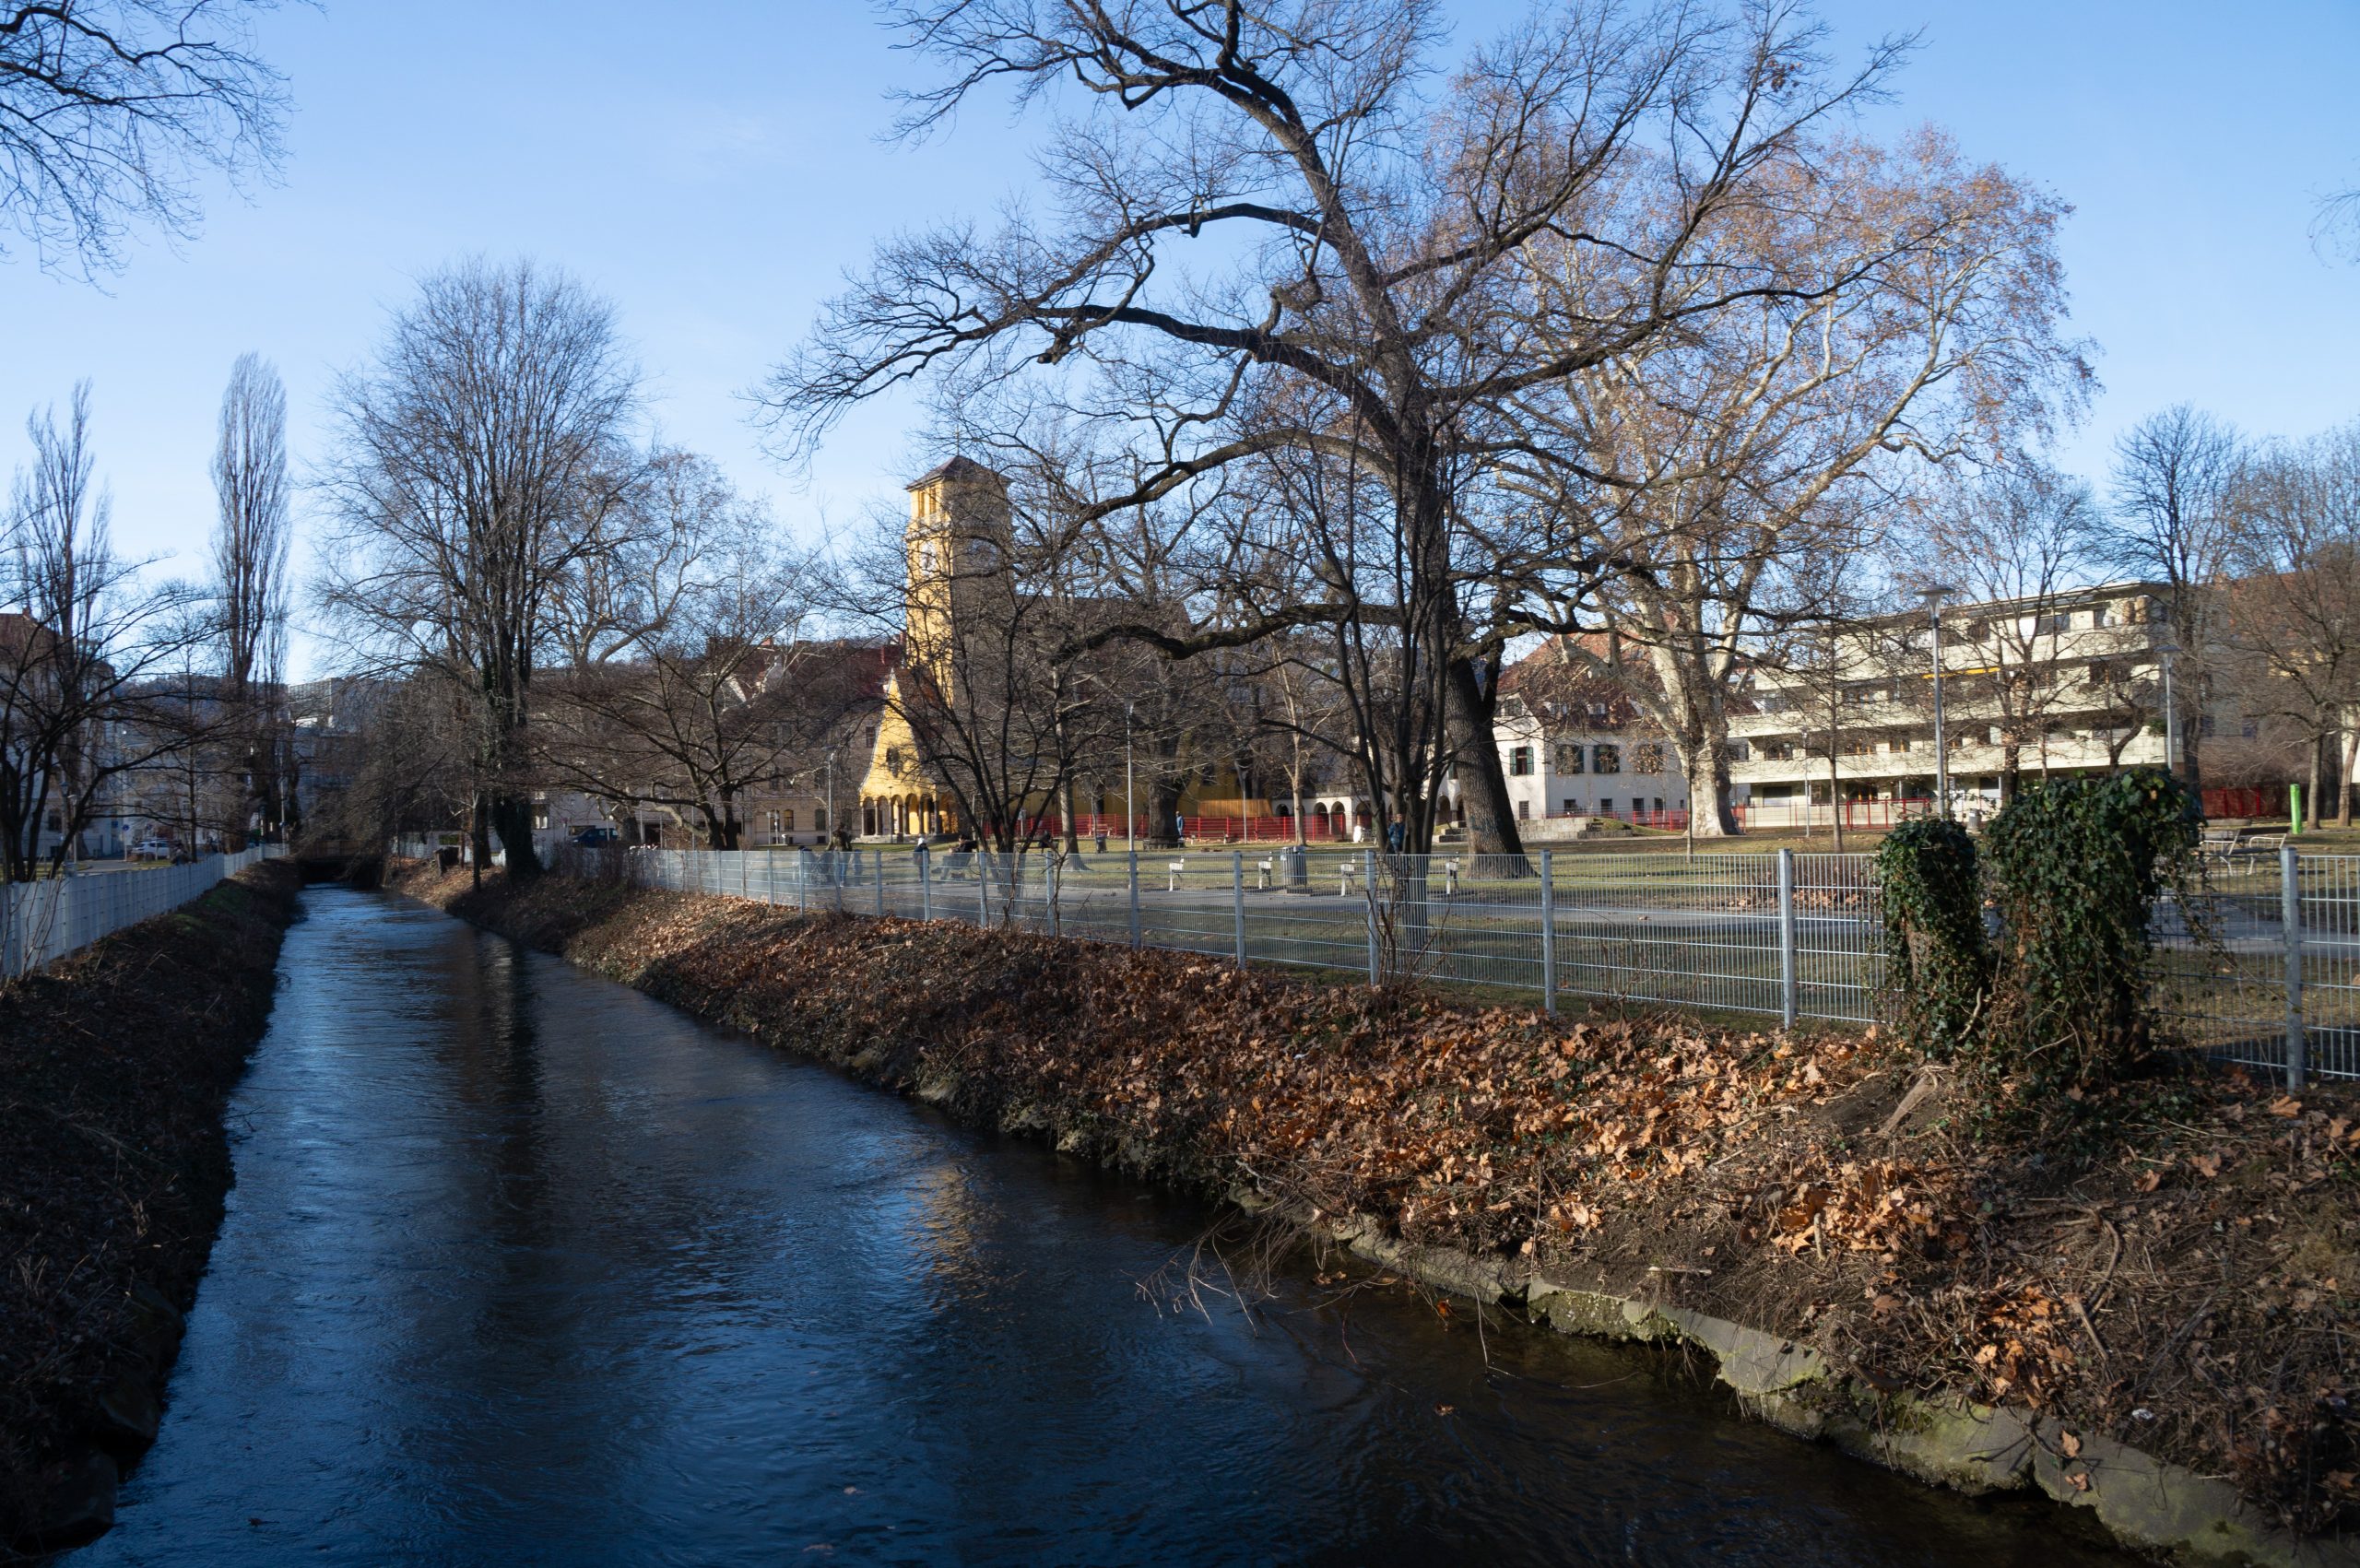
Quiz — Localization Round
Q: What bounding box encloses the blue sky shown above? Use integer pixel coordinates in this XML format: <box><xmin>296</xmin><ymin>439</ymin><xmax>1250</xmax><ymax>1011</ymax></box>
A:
<box><xmin>3</xmin><ymin>2</ymin><xmax>2354</xmax><ymax>676</ymax></box>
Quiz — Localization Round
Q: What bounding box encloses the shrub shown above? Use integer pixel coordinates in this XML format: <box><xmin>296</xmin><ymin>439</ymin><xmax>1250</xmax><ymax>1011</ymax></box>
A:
<box><xmin>1978</xmin><ymin>768</ymin><xmax>2202</xmax><ymax>1085</ymax></box>
<box><xmin>1874</xmin><ymin>817</ymin><xmax>1990</xmax><ymax>1057</ymax></box>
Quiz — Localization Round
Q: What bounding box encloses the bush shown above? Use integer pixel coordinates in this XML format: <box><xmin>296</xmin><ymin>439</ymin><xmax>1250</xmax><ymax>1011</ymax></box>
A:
<box><xmin>1875</xmin><ymin>817</ymin><xmax>1990</xmax><ymax>1057</ymax></box>
<box><xmin>1979</xmin><ymin>768</ymin><xmax>2202</xmax><ymax>1085</ymax></box>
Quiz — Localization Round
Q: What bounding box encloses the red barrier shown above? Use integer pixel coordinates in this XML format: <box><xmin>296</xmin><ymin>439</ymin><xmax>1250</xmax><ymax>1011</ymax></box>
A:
<box><xmin>2201</xmin><ymin>785</ymin><xmax>2286</xmax><ymax>820</ymax></box>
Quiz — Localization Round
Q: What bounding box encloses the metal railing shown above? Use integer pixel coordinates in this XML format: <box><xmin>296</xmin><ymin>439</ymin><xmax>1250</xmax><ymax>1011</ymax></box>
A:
<box><xmin>527</xmin><ymin>842</ymin><xmax>2360</xmax><ymax>1084</ymax></box>
<box><xmin>1</xmin><ymin>845</ymin><xmax>288</xmax><ymax>981</ymax></box>
<box><xmin>549</xmin><ymin>843</ymin><xmax>1889</xmax><ymax>1032</ymax></box>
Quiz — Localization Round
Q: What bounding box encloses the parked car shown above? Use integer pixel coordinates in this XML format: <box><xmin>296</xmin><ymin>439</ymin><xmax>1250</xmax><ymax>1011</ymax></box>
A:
<box><xmin>131</xmin><ymin>838</ymin><xmax>174</xmax><ymax>859</ymax></box>
<box><xmin>571</xmin><ymin>826</ymin><xmax>618</xmax><ymax>848</ymax></box>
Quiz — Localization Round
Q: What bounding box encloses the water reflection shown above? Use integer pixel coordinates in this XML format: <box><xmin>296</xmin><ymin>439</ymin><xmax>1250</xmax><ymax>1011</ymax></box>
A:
<box><xmin>77</xmin><ymin>890</ymin><xmax>2124</xmax><ymax>1566</ymax></box>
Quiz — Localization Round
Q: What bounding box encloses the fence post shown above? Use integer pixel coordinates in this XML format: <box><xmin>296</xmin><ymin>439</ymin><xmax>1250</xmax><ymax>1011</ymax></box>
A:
<box><xmin>1776</xmin><ymin>848</ymin><xmax>1799</xmax><ymax>1032</ymax></box>
<box><xmin>877</xmin><ymin>850</ymin><xmax>887</xmax><ymax>917</ymax></box>
<box><xmin>1540</xmin><ymin>848</ymin><xmax>1556</xmax><ymax>1015</ymax></box>
<box><xmin>1232</xmin><ymin>851</ymin><xmax>1246</xmax><ymax>970</ymax></box>
<box><xmin>1364</xmin><ymin>847</ymin><xmax>1380</xmax><ymax>986</ymax></box>
<box><xmin>797</xmin><ymin>853</ymin><xmax>808</xmax><ymax>914</ymax></box>
<box><xmin>919</xmin><ymin>844</ymin><xmax>931</xmax><ymax>923</ymax></box>
<box><xmin>1127</xmin><ymin>849</ymin><xmax>1141</xmax><ymax>949</ymax></box>
<box><xmin>979</xmin><ymin>850</ymin><xmax>991</xmax><ymax>927</ymax></box>
<box><xmin>2283</xmin><ymin>844</ymin><xmax>2307</xmax><ymax>1092</ymax></box>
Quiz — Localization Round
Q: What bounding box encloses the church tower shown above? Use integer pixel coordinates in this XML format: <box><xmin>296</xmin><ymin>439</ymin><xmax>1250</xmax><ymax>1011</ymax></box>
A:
<box><xmin>902</xmin><ymin>454</ymin><xmax>1011</xmax><ymax>697</ymax></box>
<box><xmin>856</xmin><ymin>456</ymin><xmax>1009</xmax><ymax>840</ymax></box>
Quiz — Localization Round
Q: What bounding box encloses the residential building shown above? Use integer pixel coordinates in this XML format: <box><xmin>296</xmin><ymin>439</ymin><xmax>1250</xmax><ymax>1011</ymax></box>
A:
<box><xmin>1493</xmin><ymin>638</ymin><xmax>1691</xmax><ymax>835</ymax></box>
<box><xmin>1727</xmin><ymin>581</ymin><xmax>2190</xmax><ymax>824</ymax></box>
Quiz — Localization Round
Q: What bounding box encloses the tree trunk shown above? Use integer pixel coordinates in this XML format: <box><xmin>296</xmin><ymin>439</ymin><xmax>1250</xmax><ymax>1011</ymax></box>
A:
<box><xmin>2340</xmin><ymin>725</ymin><xmax>2358</xmax><ymax>829</ymax></box>
<box><xmin>1446</xmin><ymin>655</ymin><xmax>1525</xmax><ymax>858</ymax></box>
<box><xmin>1674</xmin><ymin>736</ymin><xmax>1740</xmax><ymax>838</ymax></box>
<box><xmin>490</xmin><ymin>792</ymin><xmax>541</xmax><ymax>879</ymax></box>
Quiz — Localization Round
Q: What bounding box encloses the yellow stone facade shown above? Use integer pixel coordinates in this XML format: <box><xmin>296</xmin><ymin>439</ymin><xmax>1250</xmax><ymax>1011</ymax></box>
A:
<box><xmin>856</xmin><ymin>456</ymin><xmax>1260</xmax><ymax>841</ymax></box>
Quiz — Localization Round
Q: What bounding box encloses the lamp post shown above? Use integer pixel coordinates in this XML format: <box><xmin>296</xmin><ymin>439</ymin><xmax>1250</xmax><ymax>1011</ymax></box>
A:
<box><xmin>1125</xmin><ymin>701</ymin><xmax>1137</xmax><ymax>855</ymax></box>
<box><xmin>824</xmin><ymin>748</ymin><xmax>837</xmax><ymax>845</ymax></box>
<box><xmin>1919</xmin><ymin>584</ymin><xmax>1957</xmax><ymax>817</ymax></box>
<box><xmin>2155</xmin><ymin>643</ymin><xmax>2180</xmax><ymax>783</ymax></box>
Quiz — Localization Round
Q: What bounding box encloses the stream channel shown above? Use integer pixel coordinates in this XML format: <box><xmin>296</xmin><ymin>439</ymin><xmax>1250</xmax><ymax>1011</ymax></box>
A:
<box><xmin>73</xmin><ymin>888</ymin><xmax>2129</xmax><ymax>1565</ymax></box>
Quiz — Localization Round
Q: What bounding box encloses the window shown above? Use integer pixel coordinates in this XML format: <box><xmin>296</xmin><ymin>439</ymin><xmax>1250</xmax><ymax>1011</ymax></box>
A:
<box><xmin>1726</xmin><ymin>738</ymin><xmax>1751</xmax><ymax>762</ymax></box>
<box><xmin>1587</xmin><ymin>701</ymin><xmax>1611</xmax><ymax>723</ymax></box>
<box><xmin>1887</xmin><ymin>736</ymin><xmax>1913</xmax><ymax>754</ymax></box>
<box><xmin>532</xmin><ymin>804</ymin><xmax>549</xmax><ymax>831</ymax></box>
<box><xmin>919</xmin><ymin>541</ymin><xmax>938</xmax><ymax>574</ymax></box>
<box><xmin>1842</xmin><ymin>737</ymin><xmax>1875</xmax><ymax>757</ymax></box>
<box><xmin>2200</xmin><ymin>715</ymin><xmax>2217</xmax><ymax>738</ymax></box>
<box><xmin>1634</xmin><ymin>742</ymin><xmax>1666</xmax><ymax>773</ymax></box>
<box><xmin>1516</xmin><ymin>799</ymin><xmax>1530</xmax><ymax>820</ymax></box>
<box><xmin>863</xmin><ymin>725</ymin><xmax>877</xmax><ymax>749</ymax></box>
<box><xmin>1598</xmin><ymin>797</ymin><xmax>1615</xmax><ymax>816</ymax></box>
<box><xmin>885</xmin><ymin>746</ymin><xmax>901</xmax><ymax>770</ymax></box>
<box><xmin>1561</xmin><ymin>798</ymin><xmax>1577</xmax><ymax>815</ymax></box>
<box><xmin>781</xmin><ymin>808</ymin><xmax>796</xmax><ymax>833</ymax></box>
<box><xmin>2091</xmin><ymin>603</ymin><xmax>2112</xmax><ymax>628</ymax></box>
<box><xmin>1509</xmin><ymin>745</ymin><xmax>1534</xmax><ymax>776</ymax></box>
<box><xmin>1653</xmin><ymin>797</ymin><xmax>1666</xmax><ymax>816</ymax></box>
<box><xmin>1593</xmin><ymin>744</ymin><xmax>1622</xmax><ymax>774</ymax></box>
<box><xmin>2034</xmin><ymin>611</ymin><xmax>2072</xmax><ymax>636</ymax></box>
<box><xmin>813</xmin><ymin>807</ymin><xmax>828</xmax><ymax>833</ymax></box>
<box><xmin>2087</xmin><ymin>660</ymin><xmax>2113</xmax><ymax>685</ymax></box>
<box><xmin>1560</xmin><ymin>744</ymin><xmax>1584</xmax><ymax>775</ymax></box>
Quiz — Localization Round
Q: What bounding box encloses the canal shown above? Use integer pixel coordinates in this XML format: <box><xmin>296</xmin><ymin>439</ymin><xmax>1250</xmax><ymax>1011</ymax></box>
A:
<box><xmin>77</xmin><ymin>889</ymin><xmax>2122</xmax><ymax>1565</ymax></box>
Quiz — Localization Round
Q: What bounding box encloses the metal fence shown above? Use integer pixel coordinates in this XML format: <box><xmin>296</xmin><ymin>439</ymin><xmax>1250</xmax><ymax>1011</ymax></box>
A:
<box><xmin>2</xmin><ymin>846</ymin><xmax>288</xmax><ymax>981</ymax></box>
<box><xmin>533</xmin><ymin>842</ymin><xmax>2360</xmax><ymax>1087</ymax></box>
<box><xmin>553</xmin><ymin>843</ymin><xmax>1886</xmax><ymax>1030</ymax></box>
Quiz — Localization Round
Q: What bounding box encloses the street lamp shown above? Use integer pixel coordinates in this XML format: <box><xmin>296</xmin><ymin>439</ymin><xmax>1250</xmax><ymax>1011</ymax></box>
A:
<box><xmin>1919</xmin><ymin>584</ymin><xmax>1957</xmax><ymax>817</ymax></box>
<box><xmin>824</xmin><ymin>748</ymin><xmax>837</xmax><ymax>845</ymax></box>
<box><xmin>2154</xmin><ymin>642</ymin><xmax>2181</xmax><ymax>782</ymax></box>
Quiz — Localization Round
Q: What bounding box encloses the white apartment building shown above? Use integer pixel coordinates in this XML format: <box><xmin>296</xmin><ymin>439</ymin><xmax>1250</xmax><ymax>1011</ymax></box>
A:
<box><xmin>1495</xmin><ymin>692</ymin><xmax>1690</xmax><ymax>830</ymax></box>
<box><xmin>1728</xmin><ymin>581</ymin><xmax>2193</xmax><ymax>825</ymax></box>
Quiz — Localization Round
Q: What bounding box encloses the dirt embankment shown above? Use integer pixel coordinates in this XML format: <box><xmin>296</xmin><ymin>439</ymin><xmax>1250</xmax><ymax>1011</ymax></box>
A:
<box><xmin>401</xmin><ymin>861</ymin><xmax>2360</xmax><ymax>1550</ymax></box>
<box><xmin>0</xmin><ymin>862</ymin><xmax>303</xmax><ymax>1557</ymax></box>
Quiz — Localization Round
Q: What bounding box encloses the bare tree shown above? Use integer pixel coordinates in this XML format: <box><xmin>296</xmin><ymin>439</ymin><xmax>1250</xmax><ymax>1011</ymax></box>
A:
<box><xmin>538</xmin><ymin>464</ymin><xmax>817</xmax><ymax>849</ymax></box>
<box><xmin>2099</xmin><ymin>405</ymin><xmax>2245</xmax><ymax>793</ymax></box>
<box><xmin>1497</xmin><ymin>131</ymin><xmax>2084</xmax><ymax>834</ymax></box>
<box><xmin>2222</xmin><ymin>423</ymin><xmax>2360</xmax><ymax>824</ymax></box>
<box><xmin>761</xmin><ymin>1</ymin><xmax>1926</xmax><ymax>855</ymax></box>
<box><xmin>319</xmin><ymin>258</ymin><xmax>643</xmax><ymax>878</ymax></box>
<box><xmin>0</xmin><ymin>0</ymin><xmax>288</xmax><ymax>277</ymax></box>
<box><xmin>1</xmin><ymin>382</ymin><xmax>211</xmax><ymax>878</ymax></box>
<box><xmin>1903</xmin><ymin>463</ymin><xmax>2104</xmax><ymax>801</ymax></box>
<box><xmin>210</xmin><ymin>350</ymin><xmax>290</xmax><ymax>843</ymax></box>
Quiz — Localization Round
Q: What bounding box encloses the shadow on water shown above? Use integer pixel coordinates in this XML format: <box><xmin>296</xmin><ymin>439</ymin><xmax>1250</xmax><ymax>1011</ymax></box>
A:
<box><xmin>73</xmin><ymin>887</ymin><xmax>2130</xmax><ymax>1567</ymax></box>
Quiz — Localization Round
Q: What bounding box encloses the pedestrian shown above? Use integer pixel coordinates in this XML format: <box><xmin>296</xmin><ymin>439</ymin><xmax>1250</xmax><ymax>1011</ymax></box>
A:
<box><xmin>1386</xmin><ymin>819</ymin><xmax>1404</xmax><ymax>855</ymax></box>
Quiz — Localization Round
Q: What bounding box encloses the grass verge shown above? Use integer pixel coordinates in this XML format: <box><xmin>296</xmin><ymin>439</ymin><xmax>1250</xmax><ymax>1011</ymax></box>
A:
<box><xmin>0</xmin><ymin>861</ymin><xmax>303</xmax><ymax>1555</ymax></box>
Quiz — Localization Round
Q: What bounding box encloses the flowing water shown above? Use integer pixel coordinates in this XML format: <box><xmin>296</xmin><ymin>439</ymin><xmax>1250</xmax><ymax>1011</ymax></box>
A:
<box><xmin>76</xmin><ymin>889</ymin><xmax>2125</xmax><ymax>1566</ymax></box>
